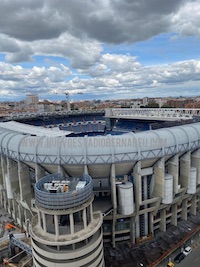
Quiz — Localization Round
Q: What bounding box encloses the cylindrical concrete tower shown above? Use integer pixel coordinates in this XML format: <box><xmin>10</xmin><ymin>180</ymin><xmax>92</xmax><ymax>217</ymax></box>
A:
<box><xmin>162</xmin><ymin>173</ymin><xmax>173</xmax><ymax>204</ymax></box>
<box><xmin>30</xmin><ymin>173</ymin><xmax>104</xmax><ymax>267</ymax></box>
<box><xmin>187</xmin><ymin>166</ymin><xmax>197</xmax><ymax>194</ymax></box>
<box><xmin>117</xmin><ymin>182</ymin><xmax>134</xmax><ymax>215</ymax></box>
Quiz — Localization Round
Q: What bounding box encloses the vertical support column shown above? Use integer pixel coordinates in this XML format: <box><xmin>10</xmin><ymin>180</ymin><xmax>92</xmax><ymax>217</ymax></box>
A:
<box><xmin>54</xmin><ymin>214</ymin><xmax>59</xmax><ymax>238</ymax></box>
<box><xmin>160</xmin><ymin>209</ymin><xmax>166</xmax><ymax>231</ymax></box>
<box><xmin>18</xmin><ymin>161</ymin><xmax>31</xmax><ymax>203</ymax></box>
<box><xmin>0</xmin><ymin>157</ymin><xmax>4</xmax><ymax>207</ymax></box>
<box><xmin>171</xmin><ymin>204</ymin><xmax>178</xmax><ymax>226</ymax></box>
<box><xmin>7</xmin><ymin>158</ymin><xmax>19</xmax><ymax>216</ymax></box>
<box><xmin>57</xmin><ymin>164</ymin><xmax>70</xmax><ymax>178</ymax></box>
<box><xmin>190</xmin><ymin>195</ymin><xmax>196</xmax><ymax>215</ymax></box>
<box><xmin>191</xmin><ymin>149</ymin><xmax>200</xmax><ymax>185</ymax></box>
<box><xmin>35</xmin><ymin>164</ymin><xmax>45</xmax><ymax>182</ymax></box>
<box><xmin>133</xmin><ymin>162</ymin><xmax>142</xmax><ymax>241</ymax></box>
<box><xmin>149</xmin><ymin>213</ymin><xmax>154</xmax><ymax>237</ymax></box>
<box><xmin>38</xmin><ymin>211</ymin><xmax>42</xmax><ymax>228</ymax></box>
<box><xmin>84</xmin><ymin>165</ymin><xmax>88</xmax><ymax>175</ymax></box>
<box><xmin>17</xmin><ymin>205</ymin><xmax>23</xmax><ymax>227</ymax></box>
<box><xmin>69</xmin><ymin>213</ymin><xmax>74</xmax><ymax>234</ymax></box>
<box><xmin>130</xmin><ymin>216</ymin><xmax>135</xmax><ymax>244</ymax></box>
<box><xmin>83</xmin><ymin>136</ymin><xmax>88</xmax><ymax>175</ymax></box>
<box><xmin>7</xmin><ymin>158</ymin><xmax>19</xmax><ymax>195</ymax></box>
<box><xmin>0</xmin><ymin>189</ymin><xmax>3</xmax><ymax>207</ymax></box>
<box><xmin>7</xmin><ymin>199</ymin><xmax>12</xmax><ymax>215</ymax></box>
<box><xmin>23</xmin><ymin>209</ymin><xmax>30</xmax><ymax>229</ymax></box>
<box><xmin>110</xmin><ymin>163</ymin><xmax>117</xmax><ymax>248</ymax></box>
<box><xmin>83</xmin><ymin>208</ymin><xmax>87</xmax><ymax>228</ymax></box>
<box><xmin>12</xmin><ymin>200</ymin><xmax>17</xmax><ymax>220</ymax></box>
<box><xmin>2</xmin><ymin>191</ymin><xmax>7</xmax><ymax>210</ymax></box>
<box><xmin>1</xmin><ymin>156</ymin><xmax>7</xmax><ymax>210</ymax></box>
<box><xmin>168</xmin><ymin>154</ymin><xmax>179</xmax><ymax>194</ymax></box>
<box><xmin>143</xmin><ymin>175</ymin><xmax>148</xmax><ymax>236</ymax></box>
<box><xmin>198</xmin><ymin>197</ymin><xmax>200</xmax><ymax>210</ymax></box>
<box><xmin>90</xmin><ymin>203</ymin><xmax>93</xmax><ymax>221</ymax></box>
<box><xmin>42</xmin><ymin>213</ymin><xmax>47</xmax><ymax>233</ymax></box>
<box><xmin>135</xmin><ymin>215</ymin><xmax>140</xmax><ymax>240</ymax></box>
<box><xmin>152</xmin><ymin>158</ymin><xmax>165</xmax><ymax>200</ymax></box>
<box><xmin>181</xmin><ymin>199</ymin><xmax>188</xmax><ymax>220</ymax></box>
<box><xmin>0</xmin><ymin>156</ymin><xmax>3</xmax><ymax>190</ymax></box>
<box><xmin>133</xmin><ymin>161</ymin><xmax>142</xmax><ymax>207</ymax></box>
<box><xmin>25</xmin><ymin>219</ymin><xmax>30</xmax><ymax>237</ymax></box>
<box><xmin>57</xmin><ymin>165</ymin><xmax>65</xmax><ymax>177</ymax></box>
<box><xmin>180</xmin><ymin>152</ymin><xmax>191</xmax><ymax>190</ymax></box>
<box><xmin>1</xmin><ymin>156</ymin><xmax>7</xmax><ymax>188</ymax></box>
<box><xmin>143</xmin><ymin>176</ymin><xmax>147</xmax><ymax>201</ymax></box>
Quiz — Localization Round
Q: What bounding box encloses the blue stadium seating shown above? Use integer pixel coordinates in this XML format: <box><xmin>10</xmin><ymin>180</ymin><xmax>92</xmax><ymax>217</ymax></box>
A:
<box><xmin>114</xmin><ymin>119</ymin><xmax>150</xmax><ymax>132</ymax></box>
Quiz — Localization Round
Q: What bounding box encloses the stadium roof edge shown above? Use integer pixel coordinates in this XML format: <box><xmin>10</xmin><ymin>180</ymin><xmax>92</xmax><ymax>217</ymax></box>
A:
<box><xmin>0</xmin><ymin>121</ymin><xmax>72</xmax><ymax>137</ymax></box>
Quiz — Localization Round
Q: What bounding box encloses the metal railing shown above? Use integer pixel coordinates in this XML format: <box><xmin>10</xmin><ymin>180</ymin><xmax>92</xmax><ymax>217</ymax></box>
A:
<box><xmin>9</xmin><ymin>234</ymin><xmax>32</xmax><ymax>255</ymax></box>
<box><xmin>4</xmin><ymin>110</ymin><xmax>105</xmax><ymax>121</ymax></box>
<box><xmin>35</xmin><ymin>173</ymin><xmax>93</xmax><ymax>210</ymax></box>
<box><xmin>110</xmin><ymin>108</ymin><xmax>200</xmax><ymax>118</ymax></box>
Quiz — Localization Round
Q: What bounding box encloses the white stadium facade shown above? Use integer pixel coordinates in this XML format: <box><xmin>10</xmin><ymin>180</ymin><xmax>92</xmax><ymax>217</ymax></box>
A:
<box><xmin>0</xmin><ymin>108</ymin><xmax>200</xmax><ymax>267</ymax></box>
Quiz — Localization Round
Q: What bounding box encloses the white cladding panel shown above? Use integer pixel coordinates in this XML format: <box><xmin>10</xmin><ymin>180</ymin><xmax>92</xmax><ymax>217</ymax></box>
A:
<box><xmin>187</xmin><ymin>166</ymin><xmax>197</xmax><ymax>194</ymax></box>
<box><xmin>5</xmin><ymin>173</ymin><xmax>13</xmax><ymax>199</ymax></box>
<box><xmin>0</xmin><ymin>123</ymin><xmax>200</xmax><ymax>167</ymax></box>
<box><xmin>118</xmin><ymin>182</ymin><xmax>134</xmax><ymax>215</ymax></box>
<box><xmin>162</xmin><ymin>173</ymin><xmax>173</xmax><ymax>204</ymax></box>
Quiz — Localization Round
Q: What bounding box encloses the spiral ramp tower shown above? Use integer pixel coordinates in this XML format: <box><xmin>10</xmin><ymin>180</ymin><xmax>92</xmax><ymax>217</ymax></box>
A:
<box><xmin>30</xmin><ymin>173</ymin><xmax>104</xmax><ymax>267</ymax></box>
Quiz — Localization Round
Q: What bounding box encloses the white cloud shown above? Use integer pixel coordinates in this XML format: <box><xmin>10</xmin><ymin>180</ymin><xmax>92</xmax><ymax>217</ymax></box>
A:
<box><xmin>172</xmin><ymin>2</ymin><xmax>200</xmax><ymax>37</ymax></box>
<box><xmin>0</xmin><ymin>0</ymin><xmax>200</xmax><ymax>100</ymax></box>
<box><xmin>0</xmin><ymin>0</ymin><xmax>188</xmax><ymax>65</ymax></box>
<box><xmin>1</xmin><ymin>56</ymin><xmax>200</xmax><ymax>99</ymax></box>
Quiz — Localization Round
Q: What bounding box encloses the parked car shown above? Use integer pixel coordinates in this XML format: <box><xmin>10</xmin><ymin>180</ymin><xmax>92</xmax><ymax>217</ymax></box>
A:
<box><xmin>174</xmin><ymin>252</ymin><xmax>185</xmax><ymax>263</ymax></box>
<box><xmin>183</xmin><ymin>246</ymin><xmax>192</xmax><ymax>256</ymax></box>
<box><xmin>166</xmin><ymin>262</ymin><xmax>174</xmax><ymax>267</ymax></box>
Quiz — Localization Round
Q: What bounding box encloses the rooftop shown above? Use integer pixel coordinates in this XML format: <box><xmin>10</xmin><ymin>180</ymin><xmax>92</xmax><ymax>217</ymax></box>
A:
<box><xmin>0</xmin><ymin>121</ymin><xmax>72</xmax><ymax>137</ymax></box>
<box><xmin>35</xmin><ymin>173</ymin><xmax>93</xmax><ymax>210</ymax></box>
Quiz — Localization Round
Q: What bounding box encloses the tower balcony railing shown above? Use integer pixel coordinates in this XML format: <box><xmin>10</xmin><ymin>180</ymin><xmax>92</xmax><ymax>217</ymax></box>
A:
<box><xmin>34</xmin><ymin>173</ymin><xmax>93</xmax><ymax>210</ymax></box>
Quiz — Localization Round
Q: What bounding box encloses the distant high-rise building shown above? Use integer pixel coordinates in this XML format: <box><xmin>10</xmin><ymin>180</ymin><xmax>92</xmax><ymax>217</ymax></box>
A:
<box><xmin>26</xmin><ymin>94</ymin><xmax>39</xmax><ymax>106</ymax></box>
<box><xmin>142</xmin><ymin>97</ymin><xmax>148</xmax><ymax>106</ymax></box>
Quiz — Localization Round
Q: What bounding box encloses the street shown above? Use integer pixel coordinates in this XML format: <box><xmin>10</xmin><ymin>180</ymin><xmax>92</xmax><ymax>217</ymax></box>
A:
<box><xmin>158</xmin><ymin>232</ymin><xmax>200</xmax><ymax>267</ymax></box>
<box><xmin>177</xmin><ymin>246</ymin><xmax>200</xmax><ymax>267</ymax></box>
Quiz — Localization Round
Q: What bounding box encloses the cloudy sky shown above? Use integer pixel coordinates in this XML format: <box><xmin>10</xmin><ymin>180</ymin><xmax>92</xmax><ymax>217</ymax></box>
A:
<box><xmin>0</xmin><ymin>0</ymin><xmax>200</xmax><ymax>102</ymax></box>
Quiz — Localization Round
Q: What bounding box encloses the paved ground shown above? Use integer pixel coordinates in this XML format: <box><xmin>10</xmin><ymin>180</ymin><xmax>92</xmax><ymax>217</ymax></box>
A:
<box><xmin>104</xmin><ymin>211</ymin><xmax>200</xmax><ymax>267</ymax></box>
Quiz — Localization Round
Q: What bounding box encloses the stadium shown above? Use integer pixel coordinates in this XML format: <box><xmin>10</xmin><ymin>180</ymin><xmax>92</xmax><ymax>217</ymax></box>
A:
<box><xmin>0</xmin><ymin>108</ymin><xmax>200</xmax><ymax>267</ymax></box>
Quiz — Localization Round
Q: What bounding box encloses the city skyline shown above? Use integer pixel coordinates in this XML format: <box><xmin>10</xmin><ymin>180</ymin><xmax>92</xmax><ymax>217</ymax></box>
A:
<box><xmin>1</xmin><ymin>0</ymin><xmax>200</xmax><ymax>101</ymax></box>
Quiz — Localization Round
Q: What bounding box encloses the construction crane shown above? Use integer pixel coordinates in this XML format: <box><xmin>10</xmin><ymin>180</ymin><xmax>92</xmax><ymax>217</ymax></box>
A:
<box><xmin>54</xmin><ymin>90</ymin><xmax>83</xmax><ymax>112</ymax></box>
